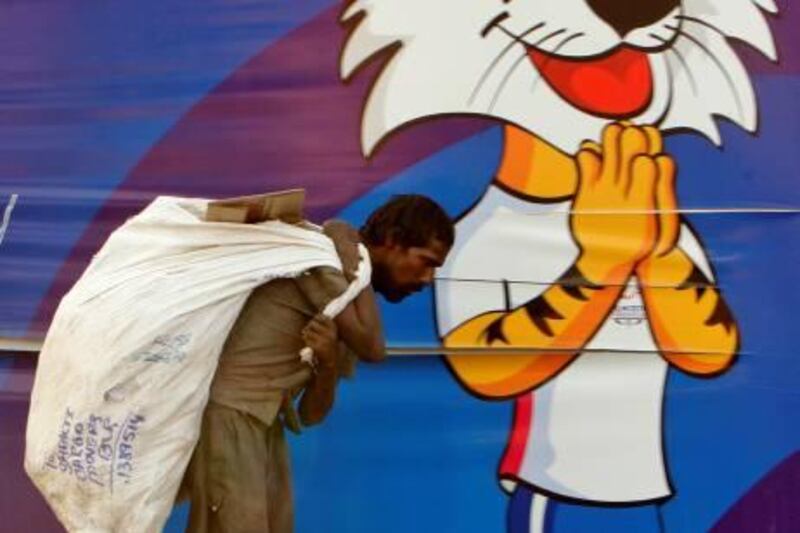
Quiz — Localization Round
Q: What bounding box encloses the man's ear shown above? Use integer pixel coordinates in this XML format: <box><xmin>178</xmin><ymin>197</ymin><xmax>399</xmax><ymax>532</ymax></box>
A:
<box><xmin>383</xmin><ymin>231</ymin><xmax>401</xmax><ymax>250</ymax></box>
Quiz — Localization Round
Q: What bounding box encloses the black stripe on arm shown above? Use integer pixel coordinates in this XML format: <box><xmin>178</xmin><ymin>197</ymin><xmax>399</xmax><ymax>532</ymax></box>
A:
<box><xmin>676</xmin><ymin>265</ymin><xmax>734</xmax><ymax>333</ymax></box>
<box><xmin>479</xmin><ymin>281</ymin><xmax>512</xmax><ymax>345</ymax></box>
<box><xmin>562</xmin><ymin>283</ymin><xmax>588</xmax><ymax>301</ymax></box>
<box><xmin>484</xmin><ymin>316</ymin><xmax>509</xmax><ymax>345</ymax></box>
<box><xmin>559</xmin><ymin>264</ymin><xmax>602</xmax><ymax>302</ymax></box>
<box><xmin>524</xmin><ymin>297</ymin><xmax>564</xmax><ymax>338</ymax></box>
<box><xmin>677</xmin><ymin>264</ymin><xmax>711</xmax><ymax>301</ymax></box>
<box><xmin>705</xmin><ymin>297</ymin><xmax>735</xmax><ymax>334</ymax></box>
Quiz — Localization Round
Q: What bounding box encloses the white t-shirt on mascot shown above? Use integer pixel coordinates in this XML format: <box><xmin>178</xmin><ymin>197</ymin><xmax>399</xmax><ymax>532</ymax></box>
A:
<box><xmin>435</xmin><ymin>185</ymin><xmax>713</xmax><ymax>504</ymax></box>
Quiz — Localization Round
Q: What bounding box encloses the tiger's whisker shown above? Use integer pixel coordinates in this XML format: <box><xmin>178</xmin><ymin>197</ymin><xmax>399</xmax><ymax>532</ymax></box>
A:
<box><xmin>665</xmin><ymin>43</ymin><xmax>698</xmax><ymax>95</ymax></box>
<box><xmin>673</xmin><ymin>27</ymin><xmax>744</xmax><ymax>116</ymax></box>
<box><xmin>675</xmin><ymin>15</ymin><xmax>726</xmax><ymax>39</ymax></box>
<box><xmin>488</xmin><ymin>50</ymin><xmax>529</xmax><ymax>112</ymax></box>
<box><xmin>487</xmin><ymin>27</ymin><xmax>568</xmax><ymax>112</ymax></box>
<box><xmin>469</xmin><ymin>21</ymin><xmax>546</xmax><ymax>105</ymax></box>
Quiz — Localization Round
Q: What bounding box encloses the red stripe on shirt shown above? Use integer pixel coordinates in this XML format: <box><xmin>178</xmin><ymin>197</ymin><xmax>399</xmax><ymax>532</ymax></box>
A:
<box><xmin>500</xmin><ymin>393</ymin><xmax>533</xmax><ymax>477</ymax></box>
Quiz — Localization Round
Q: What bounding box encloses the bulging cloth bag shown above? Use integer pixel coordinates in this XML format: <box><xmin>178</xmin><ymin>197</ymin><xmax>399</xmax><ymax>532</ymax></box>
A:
<box><xmin>25</xmin><ymin>196</ymin><xmax>370</xmax><ymax>532</ymax></box>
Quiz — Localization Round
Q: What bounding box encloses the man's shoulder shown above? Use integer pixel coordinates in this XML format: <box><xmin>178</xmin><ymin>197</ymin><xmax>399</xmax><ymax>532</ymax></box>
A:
<box><xmin>296</xmin><ymin>266</ymin><xmax>348</xmax><ymax>291</ymax></box>
<box><xmin>247</xmin><ymin>267</ymin><xmax>346</xmax><ymax>295</ymax></box>
<box><xmin>233</xmin><ymin>267</ymin><xmax>349</xmax><ymax>326</ymax></box>
<box><xmin>293</xmin><ymin>267</ymin><xmax>349</xmax><ymax>312</ymax></box>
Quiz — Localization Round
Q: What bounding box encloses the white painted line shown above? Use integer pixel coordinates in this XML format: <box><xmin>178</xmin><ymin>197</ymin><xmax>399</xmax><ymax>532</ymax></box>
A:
<box><xmin>0</xmin><ymin>193</ymin><xmax>19</xmax><ymax>246</ymax></box>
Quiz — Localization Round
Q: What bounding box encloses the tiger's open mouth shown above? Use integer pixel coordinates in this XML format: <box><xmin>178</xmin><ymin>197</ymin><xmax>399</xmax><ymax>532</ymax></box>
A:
<box><xmin>528</xmin><ymin>46</ymin><xmax>653</xmax><ymax>119</ymax></box>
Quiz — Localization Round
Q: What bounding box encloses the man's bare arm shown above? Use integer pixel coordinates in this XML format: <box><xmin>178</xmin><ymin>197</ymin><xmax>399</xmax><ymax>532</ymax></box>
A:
<box><xmin>299</xmin><ymin>366</ymin><xmax>338</xmax><ymax>427</ymax></box>
<box><xmin>298</xmin><ymin>316</ymin><xmax>340</xmax><ymax>426</ymax></box>
<box><xmin>335</xmin><ymin>287</ymin><xmax>386</xmax><ymax>362</ymax></box>
<box><xmin>323</xmin><ymin>219</ymin><xmax>386</xmax><ymax>362</ymax></box>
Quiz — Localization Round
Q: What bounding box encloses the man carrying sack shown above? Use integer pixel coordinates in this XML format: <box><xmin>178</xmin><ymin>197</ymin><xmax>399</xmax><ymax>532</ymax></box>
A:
<box><xmin>25</xmin><ymin>189</ymin><xmax>452</xmax><ymax>533</ymax></box>
<box><xmin>180</xmin><ymin>191</ymin><xmax>454</xmax><ymax>532</ymax></box>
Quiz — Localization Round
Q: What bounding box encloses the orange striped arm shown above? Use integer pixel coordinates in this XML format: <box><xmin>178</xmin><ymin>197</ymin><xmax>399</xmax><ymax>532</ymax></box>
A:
<box><xmin>443</xmin><ymin>256</ymin><xmax>630</xmax><ymax>398</ymax></box>
<box><xmin>637</xmin><ymin>249</ymin><xmax>739</xmax><ymax>375</ymax></box>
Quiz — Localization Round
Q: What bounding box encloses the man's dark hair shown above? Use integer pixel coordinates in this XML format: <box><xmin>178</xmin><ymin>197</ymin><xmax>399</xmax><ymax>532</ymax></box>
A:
<box><xmin>360</xmin><ymin>195</ymin><xmax>454</xmax><ymax>248</ymax></box>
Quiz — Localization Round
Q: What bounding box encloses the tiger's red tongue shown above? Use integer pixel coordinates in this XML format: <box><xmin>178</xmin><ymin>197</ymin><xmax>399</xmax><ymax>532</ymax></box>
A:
<box><xmin>528</xmin><ymin>47</ymin><xmax>652</xmax><ymax>118</ymax></box>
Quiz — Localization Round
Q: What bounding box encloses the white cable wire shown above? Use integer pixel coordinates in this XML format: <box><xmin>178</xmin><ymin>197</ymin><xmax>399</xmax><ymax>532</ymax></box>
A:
<box><xmin>526</xmin><ymin>207</ymin><xmax>800</xmax><ymax>215</ymax></box>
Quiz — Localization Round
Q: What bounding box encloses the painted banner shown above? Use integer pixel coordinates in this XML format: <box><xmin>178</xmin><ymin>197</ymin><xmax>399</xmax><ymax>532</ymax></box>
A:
<box><xmin>0</xmin><ymin>1</ymin><xmax>798</xmax><ymax>531</ymax></box>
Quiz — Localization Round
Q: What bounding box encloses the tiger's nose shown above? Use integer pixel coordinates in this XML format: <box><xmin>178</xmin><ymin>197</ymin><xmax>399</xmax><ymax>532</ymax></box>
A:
<box><xmin>586</xmin><ymin>0</ymin><xmax>680</xmax><ymax>37</ymax></box>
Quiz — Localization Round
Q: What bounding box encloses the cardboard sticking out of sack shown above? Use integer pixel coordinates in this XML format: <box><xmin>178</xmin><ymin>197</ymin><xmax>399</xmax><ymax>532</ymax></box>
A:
<box><xmin>205</xmin><ymin>189</ymin><xmax>306</xmax><ymax>224</ymax></box>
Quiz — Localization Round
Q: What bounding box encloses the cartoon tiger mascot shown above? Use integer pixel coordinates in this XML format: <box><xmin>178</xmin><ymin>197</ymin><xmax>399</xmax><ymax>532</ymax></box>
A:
<box><xmin>339</xmin><ymin>0</ymin><xmax>778</xmax><ymax>530</ymax></box>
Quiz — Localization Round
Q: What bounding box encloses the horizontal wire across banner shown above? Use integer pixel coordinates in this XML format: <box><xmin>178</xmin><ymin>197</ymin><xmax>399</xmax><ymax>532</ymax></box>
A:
<box><xmin>0</xmin><ymin>338</ymin><xmax>749</xmax><ymax>358</ymax></box>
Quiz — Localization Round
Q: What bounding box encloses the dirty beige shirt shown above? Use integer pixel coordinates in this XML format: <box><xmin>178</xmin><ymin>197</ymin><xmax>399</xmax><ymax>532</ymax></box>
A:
<box><xmin>208</xmin><ymin>266</ymin><xmax>357</xmax><ymax>427</ymax></box>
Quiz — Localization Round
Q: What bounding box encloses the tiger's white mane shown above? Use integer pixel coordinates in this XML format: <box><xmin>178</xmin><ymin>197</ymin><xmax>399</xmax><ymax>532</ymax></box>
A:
<box><xmin>340</xmin><ymin>0</ymin><xmax>778</xmax><ymax>156</ymax></box>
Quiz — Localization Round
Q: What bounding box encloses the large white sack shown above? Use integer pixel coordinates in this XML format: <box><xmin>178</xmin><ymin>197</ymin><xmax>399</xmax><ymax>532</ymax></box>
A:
<box><xmin>25</xmin><ymin>196</ymin><xmax>370</xmax><ymax>532</ymax></box>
